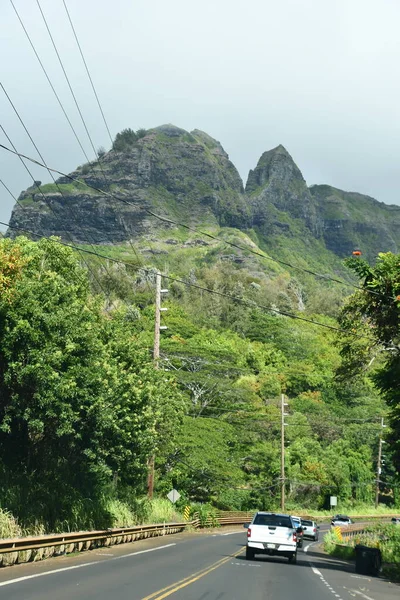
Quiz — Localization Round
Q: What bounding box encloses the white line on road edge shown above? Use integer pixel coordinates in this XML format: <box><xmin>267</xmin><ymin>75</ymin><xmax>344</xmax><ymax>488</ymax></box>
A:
<box><xmin>305</xmin><ymin>542</ymin><xmax>318</xmax><ymax>553</ymax></box>
<box><xmin>221</xmin><ymin>532</ymin><xmax>242</xmax><ymax>536</ymax></box>
<box><xmin>310</xmin><ymin>562</ymin><xmax>344</xmax><ymax>600</ymax></box>
<box><xmin>0</xmin><ymin>543</ymin><xmax>176</xmax><ymax>588</ymax></box>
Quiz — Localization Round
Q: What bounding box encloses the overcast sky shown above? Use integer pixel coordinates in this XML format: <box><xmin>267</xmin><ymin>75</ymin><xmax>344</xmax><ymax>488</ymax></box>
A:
<box><xmin>1</xmin><ymin>0</ymin><xmax>400</xmax><ymax>228</ymax></box>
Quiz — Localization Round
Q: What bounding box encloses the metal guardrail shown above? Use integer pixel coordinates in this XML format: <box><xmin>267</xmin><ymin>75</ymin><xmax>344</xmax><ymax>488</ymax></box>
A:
<box><xmin>0</xmin><ymin>522</ymin><xmax>188</xmax><ymax>563</ymax></box>
<box><xmin>1</xmin><ymin>510</ymin><xmax>397</xmax><ymax>567</ymax></box>
<box><xmin>340</xmin><ymin>524</ymin><xmax>368</xmax><ymax>538</ymax></box>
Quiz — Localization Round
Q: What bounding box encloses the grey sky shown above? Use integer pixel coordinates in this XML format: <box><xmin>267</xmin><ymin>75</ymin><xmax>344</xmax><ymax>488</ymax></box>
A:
<box><xmin>1</xmin><ymin>0</ymin><xmax>400</xmax><ymax>229</ymax></box>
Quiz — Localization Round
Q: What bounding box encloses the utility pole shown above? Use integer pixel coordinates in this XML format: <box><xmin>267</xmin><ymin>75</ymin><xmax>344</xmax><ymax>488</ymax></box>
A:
<box><xmin>153</xmin><ymin>270</ymin><xmax>161</xmax><ymax>367</ymax></box>
<box><xmin>148</xmin><ymin>271</ymin><xmax>167</xmax><ymax>499</ymax></box>
<box><xmin>375</xmin><ymin>418</ymin><xmax>386</xmax><ymax>508</ymax></box>
<box><xmin>281</xmin><ymin>394</ymin><xmax>288</xmax><ymax>512</ymax></box>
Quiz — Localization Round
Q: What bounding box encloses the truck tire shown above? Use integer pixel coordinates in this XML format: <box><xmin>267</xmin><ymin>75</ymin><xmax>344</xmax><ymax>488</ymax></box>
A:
<box><xmin>288</xmin><ymin>553</ymin><xmax>297</xmax><ymax>564</ymax></box>
<box><xmin>246</xmin><ymin>547</ymin><xmax>255</xmax><ymax>560</ymax></box>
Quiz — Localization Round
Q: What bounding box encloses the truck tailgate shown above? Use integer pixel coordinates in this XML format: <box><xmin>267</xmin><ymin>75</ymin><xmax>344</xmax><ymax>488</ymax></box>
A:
<box><xmin>250</xmin><ymin>525</ymin><xmax>294</xmax><ymax>545</ymax></box>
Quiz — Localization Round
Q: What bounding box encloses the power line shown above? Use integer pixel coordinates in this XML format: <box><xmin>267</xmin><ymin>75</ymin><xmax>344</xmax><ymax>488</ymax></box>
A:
<box><xmin>9</xmin><ymin>0</ymin><xmax>91</xmax><ymax>163</ymax></box>
<box><xmin>35</xmin><ymin>0</ymin><xmax>99</xmax><ymax>162</ymax></box>
<box><xmin>0</xmin><ymin>82</ymin><xmax>116</xmax><ymax>298</ymax></box>
<box><xmin>0</xmin><ymin>123</ymin><xmax>108</xmax><ymax>296</ymax></box>
<box><xmin>34</xmin><ymin>0</ymin><xmax>150</xmax><ymax>288</ymax></box>
<box><xmin>3</xmin><ymin>4</ymin><xmax>387</xmax><ymax>300</ymax></box>
<box><xmin>140</xmin><ymin>208</ymin><xmax>381</xmax><ymax>298</ymax></box>
<box><xmin>0</xmin><ymin>209</ymin><xmax>362</xmax><ymax>337</ymax></box>
<box><xmin>62</xmin><ymin>0</ymin><xmax>113</xmax><ymax>145</ymax></box>
<box><xmin>0</xmin><ymin>199</ymin><xmax>378</xmax><ymax>341</ymax></box>
<box><xmin>0</xmin><ymin>144</ymin><xmax>385</xmax><ymax>339</ymax></box>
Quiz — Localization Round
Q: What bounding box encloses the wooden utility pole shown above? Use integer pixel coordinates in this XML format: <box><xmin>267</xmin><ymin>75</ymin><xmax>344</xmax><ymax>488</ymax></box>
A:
<box><xmin>281</xmin><ymin>394</ymin><xmax>286</xmax><ymax>512</ymax></box>
<box><xmin>153</xmin><ymin>270</ymin><xmax>161</xmax><ymax>367</ymax></box>
<box><xmin>375</xmin><ymin>418</ymin><xmax>385</xmax><ymax>508</ymax></box>
<box><xmin>148</xmin><ymin>271</ymin><xmax>167</xmax><ymax>499</ymax></box>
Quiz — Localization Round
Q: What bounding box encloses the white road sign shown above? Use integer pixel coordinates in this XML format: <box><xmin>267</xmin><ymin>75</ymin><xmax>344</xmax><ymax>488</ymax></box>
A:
<box><xmin>167</xmin><ymin>489</ymin><xmax>181</xmax><ymax>504</ymax></box>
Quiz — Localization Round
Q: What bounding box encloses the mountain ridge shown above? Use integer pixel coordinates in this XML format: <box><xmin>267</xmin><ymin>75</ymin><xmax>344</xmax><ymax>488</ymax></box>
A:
<box><xmin>8</xmin><ymin>124</ymin><xmax>400</xmax><ymax>264</ymax></box>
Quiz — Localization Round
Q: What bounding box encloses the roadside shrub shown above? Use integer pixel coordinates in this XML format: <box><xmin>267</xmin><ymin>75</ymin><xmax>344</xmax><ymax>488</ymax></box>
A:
<box><xmin>191</xmin><ymin>503</ymin><xmax>220</xmax><ymax>528</ymax></box>
<box><xmin>0</xmin><ymin>508</ymin><xmax>21</xmax><ymax>539</ymax></box>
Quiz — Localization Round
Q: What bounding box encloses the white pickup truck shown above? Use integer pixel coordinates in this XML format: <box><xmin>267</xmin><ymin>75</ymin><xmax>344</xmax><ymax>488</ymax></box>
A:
<box><xmin>245</xmin><ymin>512</ymin><xmax>298</xmax><ymax>563</ymax></box>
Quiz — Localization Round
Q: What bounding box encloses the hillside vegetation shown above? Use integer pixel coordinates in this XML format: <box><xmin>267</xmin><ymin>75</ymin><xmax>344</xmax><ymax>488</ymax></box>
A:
<box><xmin>0</xmin><ymin>233</ymin><xmax>397</xmax><ymax>533</ymax></box>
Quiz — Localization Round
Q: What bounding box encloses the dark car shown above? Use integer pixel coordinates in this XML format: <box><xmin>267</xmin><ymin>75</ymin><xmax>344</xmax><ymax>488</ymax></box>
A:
<box><xmin>331</xmin><ymin>514</ymin><xmax>352</xmax><ymax>527</ymax></box>
<box><xmin>291</xmin><ymin>516</ymin><xmax>304</xmax><ymax>547</ymax></box>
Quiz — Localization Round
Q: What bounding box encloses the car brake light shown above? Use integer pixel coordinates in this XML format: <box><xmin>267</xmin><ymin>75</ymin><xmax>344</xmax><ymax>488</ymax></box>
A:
<box><xmin>247</xmin><ymin>527</ymin><xmax>251</xmax><ymax>538</ymax></box>
<box><xmin>313</xmin><ymin>528</ymin><xmax>317</xmax><ymax>532</ymax></box>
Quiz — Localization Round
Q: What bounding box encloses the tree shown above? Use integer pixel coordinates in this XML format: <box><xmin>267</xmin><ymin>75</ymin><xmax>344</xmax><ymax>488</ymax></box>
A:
<box><xmin>112</xmin><ymin>128</ymin><xmax>138</xmax><ymax>152</ymax></box>
<box><xmin>0</xmin><ymin>237</ymin><xmax>185</xmax><ymax>527</ymax></box>
<box><xmin>339</xmin><ymin>253</ymin><xmax>400</xmax><ymax>471</ymax></box>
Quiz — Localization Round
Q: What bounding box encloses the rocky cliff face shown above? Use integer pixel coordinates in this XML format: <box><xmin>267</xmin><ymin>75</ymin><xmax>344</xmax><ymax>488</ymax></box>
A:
<box><xmin>8</xmin><ymin>124</ymin><xmax>400</xmax><ymax>264</ymax></box>
<box><xmin>9</xmin><ymin>124</ymin><xmax>250</xmax><ymax>244</ymax></box>
<box><xmin>310</xmin><ymin>184</ymin><xmax>400</xmax><ymax>259</ymax></box>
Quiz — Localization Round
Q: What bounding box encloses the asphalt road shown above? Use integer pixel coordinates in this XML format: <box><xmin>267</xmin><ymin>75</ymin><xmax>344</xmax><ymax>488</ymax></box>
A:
<box><xmin>0</xmin><ymin>528</ymin><xmax>398</xmax><ymax>600</ymax></box>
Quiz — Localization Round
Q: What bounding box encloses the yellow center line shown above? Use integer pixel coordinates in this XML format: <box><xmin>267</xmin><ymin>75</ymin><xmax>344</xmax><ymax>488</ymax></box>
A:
<box><xmin>140</xmin><ymin>547</ymin><xmax>245</xmax><ymax>600</ymax></box>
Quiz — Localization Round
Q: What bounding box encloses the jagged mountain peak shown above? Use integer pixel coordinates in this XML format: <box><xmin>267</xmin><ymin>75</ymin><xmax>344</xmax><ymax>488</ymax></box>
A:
<box><xmin>246</xmin><ymin>145</ymin><xmax>305</xmax><ymax>194</ymax></box>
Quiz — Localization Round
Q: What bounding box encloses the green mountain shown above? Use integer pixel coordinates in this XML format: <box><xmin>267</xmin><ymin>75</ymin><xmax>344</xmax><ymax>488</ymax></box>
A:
<box><xmin>9</xmin><ymin>124</ymin><xmax>400</xmax><ymax>268</ymax></box>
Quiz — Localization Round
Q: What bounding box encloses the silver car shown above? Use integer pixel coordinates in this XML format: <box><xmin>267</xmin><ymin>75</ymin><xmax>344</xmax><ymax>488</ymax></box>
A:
<box><xmin>301</xmin><ymin>519</ymin><xmax>319</xmax><ymax>541</ymax></box>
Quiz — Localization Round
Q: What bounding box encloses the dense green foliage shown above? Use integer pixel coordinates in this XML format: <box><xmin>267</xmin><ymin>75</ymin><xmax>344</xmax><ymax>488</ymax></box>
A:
<box><xmin>339</xmin><ymin>253</ymin><xmax>400</xmax><ymax>476</ymax></box>
<box><xmin>112</xmin><ymin>128</ymin><xmax>147</xmax><ymax>152</ymax></box>
<box><xmin>0</xmin><ymin>236</ymin><xmax>398</xmax><ymax>534</ymax></box>
<box><xmin>0</xmin><ymin>238</ymin><xmax>185</xmax><ymax>530</ymax></box>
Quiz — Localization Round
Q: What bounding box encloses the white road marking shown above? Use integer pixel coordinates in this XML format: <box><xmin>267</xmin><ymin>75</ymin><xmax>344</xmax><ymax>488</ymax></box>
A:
<box><xmin>221</xmin><ymin>531</ymin><xmax>242</xmax><ymax>536</ymax></box>
<box><xmin>310</xmin><ymin>562</ymin><xmax>344</xmax><ymax>600</ymax></box>
<box><xmin>344</xmin><ymin>589</ymin><xmax>375</xmax><ymax>600</ymax></box>
<box><xmin>231</xmin><ymin>562</ymin><xmax>260</xmax><ymax>567</ymax></box>
<box><xmin>350</xmin><ymin>575</ymin><xmax>371</xmax><ymax>581</ymax></box>
<box><xmin>0</xmin><ymin>543</ymin><xmax>176</xmax><ymax>588</ymax></box>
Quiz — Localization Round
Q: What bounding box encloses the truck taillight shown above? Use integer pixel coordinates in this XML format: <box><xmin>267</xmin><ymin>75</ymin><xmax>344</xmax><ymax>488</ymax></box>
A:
<box><xmin>247</xmin><ymin>527</ymin><xmax>251</xmax><ymax>538</ymax></box>
<box><xmin>293</xmin><ymin>532</ymin><xmax>297</xmax><ymax>542</ymax></box>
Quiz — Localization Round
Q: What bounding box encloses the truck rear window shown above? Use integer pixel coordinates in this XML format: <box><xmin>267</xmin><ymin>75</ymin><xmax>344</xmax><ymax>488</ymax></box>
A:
<box><xmin>253</xmin><ymin>514</ymin><xmax>292</xmax><ymax>528</ymax></box>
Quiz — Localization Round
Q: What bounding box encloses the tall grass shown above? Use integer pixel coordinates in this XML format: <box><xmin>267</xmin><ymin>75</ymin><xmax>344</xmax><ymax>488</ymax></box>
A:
<box><xmin>0</xmin><ymin>497</ymin><xmax>183</xmax><ymax>538</ymax></box>
<box><xmin>105</xmin><ymin>498</ymin><xmax>182</xmax><ymax>527</ymax></box>
<box><xmin>0</xmin><ymin>508</ymin><xmax>21</xmax><ymax>538</ymax></box>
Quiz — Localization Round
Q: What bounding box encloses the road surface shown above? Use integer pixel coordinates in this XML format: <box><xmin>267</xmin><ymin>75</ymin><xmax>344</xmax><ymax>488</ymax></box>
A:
<box><xmin>0</xmin><ymin>528</ymin><xmax>398</xmax><ymax>599</ymax></box>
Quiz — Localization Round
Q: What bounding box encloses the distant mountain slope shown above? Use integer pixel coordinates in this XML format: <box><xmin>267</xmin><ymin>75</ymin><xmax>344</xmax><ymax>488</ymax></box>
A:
<box><xmin>310</xmin><ymin>184</ymin><xmax>400</xmax><ymax>259</ymax></box>
<box><xmin>8</xmin><ymin>124</ymin><xmax>400</xmax><ymax>267</ymax></box>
